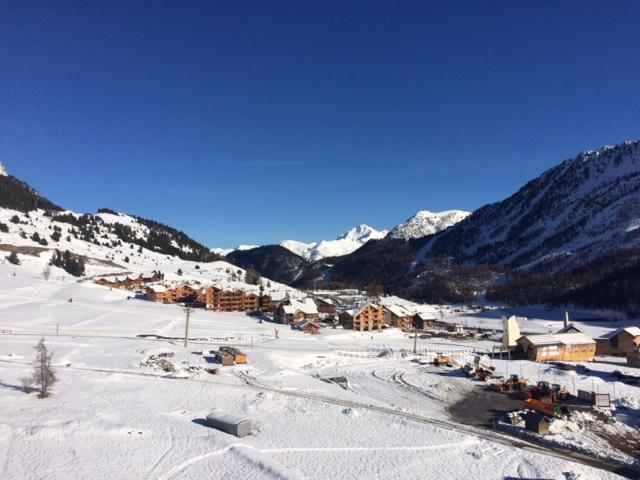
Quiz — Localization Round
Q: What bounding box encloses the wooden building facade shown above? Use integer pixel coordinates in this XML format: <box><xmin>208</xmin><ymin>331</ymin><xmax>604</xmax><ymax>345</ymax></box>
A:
<box><xmin>96</xmin><ymin>272</ymin><xmax>163</xmax><ymax>290</ymax></box>
<box><xmin>274</xmin><ymin>298</ymin><xmax>319</xmax><ymax>325</ymax></box>
<box><xmin>595</xmin><ymin>327</ymin><xmax>640</xmax><ymax>356</ymax></box>
<box><xmin>204</xmin><ymin>286</ymin><xmax>271</xmax><ymax>312</ymax></box>
<box><xmin>146</xmin><ymin>284</ymin><xmax>200</xmax><ymax>304</ymax></box>
<box><xmin>383</xmin><ymin>305</ymin><xmax>413</xmax><ymax>331</ymax></box>
<box><xmin>314</xmin><ymin>298</ymin><xmax>337</xmax><ymax>319</ymax></box>
<box><xmin>516</xmin><ymin>333</ymin><xmax>596</xmax><ymax>362</ymax></box>
<box><xmin>340</xmin><ymin>304</ymin><xmax>386</xmax><ymax>332</ymax></box>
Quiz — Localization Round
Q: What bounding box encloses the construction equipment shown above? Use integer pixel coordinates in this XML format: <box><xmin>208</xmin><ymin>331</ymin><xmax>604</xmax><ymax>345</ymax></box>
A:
<box><xmin>529</xmin><ymin>381</ymin><xmax>570</xmax><ymax>403</ymax></box>
<box><xmin>461</xmin><ymin>362</ymin><xmax>496</xmax><ymax>381</ymax></box>
<box><xmin>525</xmin><ymin>398</ymin><xmax>569</xmax><ymax>417</ymax></box>
<box><xmin>219</xmin><ymin>346</ymin><xmax>247</xmax><ymax>365</ymax></box>
<box><xmin>491</xmin><ymin>374</ymin><xmax>528</xmax><ymax>394</ymax></box>
<box><xmin>434</xmin><ymin>355</ymin><xmax>458</xmax><ymax>367</ymax></box>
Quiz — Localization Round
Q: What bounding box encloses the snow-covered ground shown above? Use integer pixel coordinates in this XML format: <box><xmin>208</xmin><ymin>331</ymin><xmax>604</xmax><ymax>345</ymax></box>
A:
<box><xmin>1</xmin><ymin>264</ymin><xmax>639</xmax><ymax>479</ymax></box>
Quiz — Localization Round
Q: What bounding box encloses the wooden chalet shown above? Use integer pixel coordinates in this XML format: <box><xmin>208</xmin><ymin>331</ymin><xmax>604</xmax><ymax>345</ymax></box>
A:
<box><xmin>146</xmin><ymin>284</ymin><xmax>201</xmax><ymax>304</ymax></box>
<box><xmin>95</xmin><ymin>272</ymin><xmax>163</xmax><ymax>290</ymax></box>
<box><xmin>516</xmin><ymin>333</ymin><xmax>596</xmax><ymax>362</ymax></box>
<box><xmin>412</xmin><ymin>311</ymin><xmax>437</xmax><ymax>330</ymax></box>
<box><xmin>314</xmin><ymin>298</ymin><xmax>337</xmax><ymax>319</ymax></box>
<box><xmin>383</xmin><ymin>305</ymin><xmax>413</xmax><ymax>331</ymax></box>
<box><xmin>274</xmin><ymin>298</ymin><xmax>319</xmax><ymax>325</ymax></box>
<box><xmin>595</xmin><ymin>327</ymin><xmax>640</xmax><ymax>356</ymax></box>
<box><xmin>340</xmin><ymin>303</ymin><xmax>386</xmax><ymax>332</ymax></box>
<box><xmin>204</xmin><ymin>286</ymin><xmax>271</xmax><ymax>312</ymax></box>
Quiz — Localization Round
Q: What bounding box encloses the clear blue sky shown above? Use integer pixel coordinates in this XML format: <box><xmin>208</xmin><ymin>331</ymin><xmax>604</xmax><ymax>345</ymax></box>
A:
<box><xmin>1</xmin><ymin>1</ymin><xmax>639</xmax><ymax>247</ymax></box>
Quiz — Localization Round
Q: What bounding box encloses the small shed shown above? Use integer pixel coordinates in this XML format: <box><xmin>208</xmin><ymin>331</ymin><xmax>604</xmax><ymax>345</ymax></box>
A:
<box><xmin>524</xmin><ymin>412</ymin><xmax>551</xmax><ymax>435</ymax></box>
<box><xmin>297</xmin><ymin>319</ymin><xmax>321</xmax><ymax>335</ymax></box>
<box><xmin>205</xmin><ymin>413</ymin><xmax>252</xmax><ymax>437</ymax></box>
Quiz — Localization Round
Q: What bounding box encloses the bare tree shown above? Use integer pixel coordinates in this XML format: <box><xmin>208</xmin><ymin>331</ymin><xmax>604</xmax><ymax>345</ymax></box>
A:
<box><xmin>31</xmin><ymin>338</ymin><xmax>57</xmax><ymax>398</ymax></box>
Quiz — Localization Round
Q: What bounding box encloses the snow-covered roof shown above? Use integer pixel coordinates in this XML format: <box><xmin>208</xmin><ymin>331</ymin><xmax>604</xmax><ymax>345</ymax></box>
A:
<box><xmin>282</xmin><ymin>298</ymin><xmax>318</xmax><ymax>315</ymax></box>
<box><xmin>520</xmin><ymin>332</ymin><xmax>595</xmax><ymax>346</ymax></box>
<box><xmin>384</xmin><ymin>304</ymin><xmax>413</xmax><ymax>317</ymax></box>
<box><xmin>147</xmin><ymin>284</ymin><xmax>167</xmax><ymax>293</ymax></box>
<box><xmin>344</xmin><ymin>303</ymin><xmax>382</xmax><ymax>317</ymax></box>
<box><xmin>599</xmin><ymin>326</ymin><xmax>640</xmax><ymax>340</ymax></box>
<box><xmin>414</xmin><ymin>311</ymin><xmax>437</xmax><ymax>321</ymax></box>
<box><xmin>556</xmin><ymin>323</ymin><xmax>585</xmax><ymax>334</ymax></box>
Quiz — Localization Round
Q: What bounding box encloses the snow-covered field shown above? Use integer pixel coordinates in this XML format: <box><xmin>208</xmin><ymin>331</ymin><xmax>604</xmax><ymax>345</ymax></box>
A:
<box><xmin>0</xmin><ymin>264</ymin><xmax>638</xmax><ymax>479</ymax></box>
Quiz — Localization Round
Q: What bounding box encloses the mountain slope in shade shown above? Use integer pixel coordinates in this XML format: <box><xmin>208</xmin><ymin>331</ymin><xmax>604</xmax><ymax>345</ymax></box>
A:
<box><xmin>388</xmin><ymin>210</ymin><xmax>470</xmax><ymax>240</ymax></box>
<box><xmin>0</xmin><ymin>171</ymin><xmax>62</xmax><ymax>213</ymax></box>
<box><xmin>280</xmin><ymin>224</ymin><xmax>388</xmax><ymax>261</ymax></box>
<box><xmin>423</xmin><ymin>140</ymin><xmax>640</xmax><ymax>271</ymax></box>
<box><xmin>226</xmin><ymin>245</ymin><xmax>308</xmax><ymax>285</ymax></box>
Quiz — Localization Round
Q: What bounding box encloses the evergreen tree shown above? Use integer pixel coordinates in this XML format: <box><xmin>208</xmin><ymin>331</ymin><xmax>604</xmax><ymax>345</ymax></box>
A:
<box><xmin>31</xmin><ymin>338</ymin><xmax>57</xmax><ymax>398</ymax></box>
<box><xmin>7</xmin><ymin>251</ymin><xmax>20</xmax><ymax>265</ymax></box>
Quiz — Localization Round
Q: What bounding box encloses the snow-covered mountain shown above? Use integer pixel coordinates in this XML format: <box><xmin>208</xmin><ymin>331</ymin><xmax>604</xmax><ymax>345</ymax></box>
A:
<box><xmin>388</xmin><ymin>210</ymin><xmax>470</xmax><ymax>240</ymax></box>
<box><xmin>280</xmin><ymin>224</ymin><xmax>388</xmax><ymax>261</ymax></box>
<box><xmin>0</xmin><ymin>170</ymin><xmax>298</xmax><ymax>298</ymax></box>
<box><xmin>423</xmin><ymin>140</ymin><xmax>640</xmax><ymax>271</ymax></box>
<box><xmin>0</xmin><ymin>162</ymin><xmax>8</xmax><ymax>177</ymax></box>
<box><xmin>211</xmin><ymin>244</ymin><xmax>259</xmax><ymax>256</ymax></box>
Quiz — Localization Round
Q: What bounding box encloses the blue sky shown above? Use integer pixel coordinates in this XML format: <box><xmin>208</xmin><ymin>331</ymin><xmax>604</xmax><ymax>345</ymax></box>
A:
<box><xmin>1</xmin><ymin>1</ymin><xmax>639</xmax><ymax>247</ymax></box>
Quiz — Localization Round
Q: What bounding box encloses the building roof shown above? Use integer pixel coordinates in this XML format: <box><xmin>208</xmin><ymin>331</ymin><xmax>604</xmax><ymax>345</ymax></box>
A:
<box><xmin>282</xmin><ymin>298</ymin><xmax>319</xmax><ymax>315</ymax></box>
<box><xmin>344</xmin><ymin>303</ymin><xmax>382</xmax><ymax>317</ymax></box>
<box><xmin>520</xmin><ymin>332</ymin><xmax>595</xmax><ymax>346</ymax></box>
<box><xmin>384</xmin><ymin>304</ymin><xmax>413</xmax><ymax>317</ymax></box>
<box><xmin>600</xmin><ymin>326</ymin><xmax>640</xmax><ymax>340</ymax></box>
<box><xmin>147</xmin><ymin>284</ymin><xmax>167</xmax><ymax>293</ymax></box>
<box><xmin>414</xmin><ymin>311</ymin><xmax>437</xmax><ymax>321</ymax></box>
<box><xmin>556</xmin><ymin>322</ymin><xmax>586</xmax><ymax>334</ymax></box>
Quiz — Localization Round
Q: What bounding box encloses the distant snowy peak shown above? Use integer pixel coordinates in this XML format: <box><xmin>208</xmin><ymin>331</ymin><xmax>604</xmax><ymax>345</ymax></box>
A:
<box><xmin>279</xmin><ymin>239</ymin><xmax>317</xmax><ymax>258</ymax></box>
<box><xmin>0</xmin><ymin>162</ymin><xmax>7</xmax><ymax>177</ymax></box>
<box><xmin>280</xmin><ymin>224</ymin><xmax>387</xmax><ymax>261</ymax></box>
<box><xmin>337</xmin><ymin>224</ymin><xmax>387</xmax><ymax>242</ymax></box>
<box><xmin>210</xmin><ymin>244</ymin><xmax>259</xmax><ymax>257</ymax></box>
<box><xmin>388</xmin><ymin>210</ymin><xmax>470</xmax><ymax>240</ymax></box>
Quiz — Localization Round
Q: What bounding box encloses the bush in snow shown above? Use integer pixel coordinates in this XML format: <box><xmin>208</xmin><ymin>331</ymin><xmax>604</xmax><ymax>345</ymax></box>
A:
<box><xmin>0</xmin><ymin>222</ymin><xmax>8</xmax><ymax>233</ymax></box>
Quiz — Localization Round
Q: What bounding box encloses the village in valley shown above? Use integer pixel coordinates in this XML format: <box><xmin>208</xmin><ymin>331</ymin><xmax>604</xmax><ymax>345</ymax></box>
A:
<box><xmin>0</xmin><ymin>198</ymin><xmax>638</xmax><ymax>479</ymax></box>
<box><xmin>4</xmin><ymin>261</ymin><xmax>631</xmax><ymax>478</ymax></box>
<box><xmin>3</xmin><ymin>2</ymin><xmax>640</xmax><ymax>479</ymax></box>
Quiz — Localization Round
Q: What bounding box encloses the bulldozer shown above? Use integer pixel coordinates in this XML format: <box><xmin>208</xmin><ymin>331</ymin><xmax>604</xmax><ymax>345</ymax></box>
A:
<box><xmin>529</xmin><ymin>381</ymin><xmax>570</xmax><ymax>403</ymax></box>
<box><xmin>490</xmin><ymin>374</ymin><xmax>528</xmax><ymax>394</ymax></box>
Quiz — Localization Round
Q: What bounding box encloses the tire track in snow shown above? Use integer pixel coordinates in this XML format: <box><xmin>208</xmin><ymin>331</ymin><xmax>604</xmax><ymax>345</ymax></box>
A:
<box><xmin>0</xmin><ymin>358</ymin><xmax>637</xmax><ymax>478</ymax></box>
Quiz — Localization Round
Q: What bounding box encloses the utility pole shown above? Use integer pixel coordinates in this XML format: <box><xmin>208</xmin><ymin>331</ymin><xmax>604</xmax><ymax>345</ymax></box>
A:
<box><xmin>413</xmin><ymin>329</ymin><xmax>418</xmax><ymax>355</ymax></box>
<box><xmin>183</xmin><ymin>306</ymin><xmax>192</xmax><ymax>347</ymax></box>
